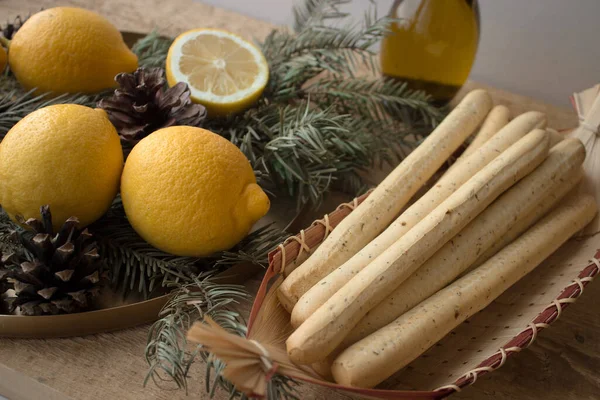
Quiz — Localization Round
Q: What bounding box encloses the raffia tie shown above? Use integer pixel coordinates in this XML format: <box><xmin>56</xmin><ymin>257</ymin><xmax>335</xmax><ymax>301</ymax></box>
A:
<box><xmin>249</xmin><ymin>339</ymin><xmax>279</xmax><ymax>381</ymax></box>
<box><xmin>574</xmin><ymin>85</ymin><xmax>600</xmax><ymax>135</ymax></box>
<box><xmin>274</xmin><ymin>195</ymin><xmax>364</xmax><ymax>275</ymax></box>
<box><xmin>275</xmin><ymin>230</ymin><xmax>311</xmax><ymax>275</ymax></box>
<box><xmin>580</xmin><ymin>120</ymin><xmax>600</xmax><ymax>135</ymax></box>
<box><xmin>436</xmin><ymin>257</ymin><xmax>599</xmax><ymax>394</ymax></box>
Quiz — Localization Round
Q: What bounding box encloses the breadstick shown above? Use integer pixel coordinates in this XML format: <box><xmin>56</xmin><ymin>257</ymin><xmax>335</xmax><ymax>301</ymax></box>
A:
<box><xmin>276</xmin><ymin>90</ymin><xmax>493</xmax><ymax>313</ymax></box>
<box><xmin>456</xmin><ymin>104</ymin><xmax>511</xmax><ymax>161</ymax></box>
<box><xmin>343</xmin><ymin>138</ymin><xmax>584</xmax><ymax>345</ymax></box>
<box><xmin>291</xmin><ymin>112</ymin><xmax>546</xmax><ymax>327</ymax></box>
<box><xmin>332</xmin><ymin>194</ymin><xmax>597</xmax><ymax>388</ymax></box>
<box><xmin>286</xmin><ymin>129</ymin><xmax>549</xmax><ymax>364</ymax></box>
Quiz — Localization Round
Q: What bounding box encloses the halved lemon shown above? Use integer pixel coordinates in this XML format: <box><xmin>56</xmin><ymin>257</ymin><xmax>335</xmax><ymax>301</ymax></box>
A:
<box><xmin>166</xmin><ymin>29</ymin><xmax>269</xmax><ymax>116</ymax></box>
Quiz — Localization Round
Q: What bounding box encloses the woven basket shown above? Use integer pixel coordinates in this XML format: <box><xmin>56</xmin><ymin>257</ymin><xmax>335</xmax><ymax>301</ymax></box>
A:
<box><xmin>241</xmin><ymin>192</ymin><xmax>598</xmax><ymax>398</ymax></box>
<box><xmin>187</xmin><ymin>86</ymin><xmax>600</xmax><ymax>398</ymax></box>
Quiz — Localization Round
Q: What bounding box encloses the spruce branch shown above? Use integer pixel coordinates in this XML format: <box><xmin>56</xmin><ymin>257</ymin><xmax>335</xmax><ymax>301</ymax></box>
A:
<box><xmin>217</xmin><ymin>96</ymin><xmax>429</xmax><ymax>207</ymax></box>
<box><xmin>132</xmin><ymin>30</ymin><xmax>173</xmax><ymax>69</ymax></box>
<box><xmin>0</xmin><ymin>210</ymin><xmax>24</xmax><ymax>256</ymax></box>
<box><xmin>264</xmin><ymin>5</ymin><xmax>392</xmax><ymax>101</ymax></box>
<box><xmin>144</xmin><ymin>276</ymin><xmax>249</xmax><ymax>393</ymax></box>
<box><xmin>91</xmin><ymin>200</ymin><xmax>288</xmax><ymax>299</ymax></box>
<box><xmin>88</xmin><ymin>200</ymin><xmax>197</xmax><ymax>297</ymax></box>
<box><xmin>259</xmin><ymin>101</ymin><xmax>372</xmax><ymax>206</ymax></box>
<box><xmin>305</xmin><ymin>76</ymin><xmax>445</xmax><ymax>126</ymax></box>
<box><xmin>215</xmin><ymin>224</ymin><xmax>290</xmax><ymax>268</ymax></box>
<box><xmin>292</xmin><ymin>0</ymin><xmax>349</xmax><ymax>33</ymax></box>
<box><xmin>92</xmin><ymin>217</ymin><xmax>201</xmax><ymax>298</ymax></box>
<box><xmin>143</xmin><ymin>222</ymin><xmax>288</xmax><ymax>394</ymax></box>
<box><xmin>0</xmin><ymin>85</ymin><xmax>102</xmax><ymax>136</ymax></box>
<box><xmin>276</xmin><ymin>4</ymin><xmax>388</xmax><ymax>62</ymax></box>
<box><xmin>145</xmin><ymin>276</ymin><xmax>300</xmax><ymax>400</ymax></box>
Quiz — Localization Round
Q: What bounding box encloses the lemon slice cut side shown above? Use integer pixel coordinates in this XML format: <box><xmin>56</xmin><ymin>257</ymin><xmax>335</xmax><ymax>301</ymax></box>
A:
<box><xmin>166</xmin><ymin>29</ymin><xmax>269</xmax><ymax>116</ymax></box>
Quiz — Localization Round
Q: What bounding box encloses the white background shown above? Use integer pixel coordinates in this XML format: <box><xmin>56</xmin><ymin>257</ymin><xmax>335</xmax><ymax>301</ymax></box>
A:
<box><xmin>196</xmin><ymin>0</ymin><xmax>600</xmax><ymax>106</ymax></box>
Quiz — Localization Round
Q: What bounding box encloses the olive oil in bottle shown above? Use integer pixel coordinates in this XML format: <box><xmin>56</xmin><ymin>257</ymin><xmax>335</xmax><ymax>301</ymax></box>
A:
<box><xmin>380</xmin><ymin>0</ymin><xmax>480</xmax><ymax>103</ymax></box>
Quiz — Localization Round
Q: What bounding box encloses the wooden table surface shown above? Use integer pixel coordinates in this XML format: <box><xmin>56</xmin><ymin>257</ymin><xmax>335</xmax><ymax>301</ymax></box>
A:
<box><xmin>0</xmin><ymin>1</ymin><xmax>596</xmax><ymax>400</ymax></box>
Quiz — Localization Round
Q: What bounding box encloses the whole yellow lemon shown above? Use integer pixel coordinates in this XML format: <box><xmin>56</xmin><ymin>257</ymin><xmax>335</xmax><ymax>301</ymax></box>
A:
<box><xmin>0</xmin><ymin>104</ymin><xmax>124</xmax><ymax>230</ymax></box>
<box><xmin>0</xmin><ymin>46</ymin><xmax>6</xmax><ymax>73</ymax></box>
<box><xmin>8</xmin><ymin>7</ymin><xmax>138</xmax><ymax>94</ymax></box>
<box><xmin>121</xmin><ymin>126</ymin><xmax>270</xmax><ymax>257</ymax></box>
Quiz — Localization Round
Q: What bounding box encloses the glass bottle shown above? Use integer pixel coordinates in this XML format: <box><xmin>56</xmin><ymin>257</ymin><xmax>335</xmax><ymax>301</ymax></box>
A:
<box><xmin>380</xmin><ymin>0</ymin><xmax>480</xmax><ymax>104</ymax></box>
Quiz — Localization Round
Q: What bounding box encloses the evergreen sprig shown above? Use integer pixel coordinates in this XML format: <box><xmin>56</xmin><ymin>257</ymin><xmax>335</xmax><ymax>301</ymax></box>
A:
<box><xmin>263</xmin><ymin>5</ymin><xmax>390</xmax><ymax>101</ymax></box>
<box><xmin>204</xmin><ymin>357</ymin><xmax>300</xmax><ymax>400</ymax></box>
<box><xmin>145</xmin><ymin>276</ymin><xmax>300</xmax><ymax>400</ymax></box>
<box><xmin>145</xmin><ymin>277</ymin><xmax>249</xmax><ymax>393</ymax></box>
<box><xmin>260</xmin><ymin>101</ymin><xmax>372</xmax><ymax>206</ymax></box>
<box><xmin>91</xmin><ymin>201</ymin><xmax>288</xmax><ymax>298</ymax></box>
<box><xmin>0</xmin><ymin>84</ymin><xmax>101</xmax><ymax>137</ymax></box>
<box><xmin>292</xmin><ymin>0</ymin><xmax>349</xmax><ymax>33</ymax></box>
<box><xmin>132</xmin><ymin>30</ymin><xmax>173</xmax><ymax>68</ymax></box>
<box><xmin>306</xmin><ymin>75</ymin><xmax>445</xmax><ymax>126</ymax></box>
<box><xmin>205</xmin><ymin>0</ymin><xmax>442</xmax><ymax>208</ymax></box>
<box><xmin>91</xmin><ymin>210</ymin><xmax>201</xmax><ymax>298</ymax></box>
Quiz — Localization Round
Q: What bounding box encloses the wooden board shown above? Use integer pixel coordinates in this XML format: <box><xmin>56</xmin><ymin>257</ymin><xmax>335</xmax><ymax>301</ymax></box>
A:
<box><xmin>0</xmin><ymin>1</ymin><xmax>595</xmax><ymax>400</ymax></box>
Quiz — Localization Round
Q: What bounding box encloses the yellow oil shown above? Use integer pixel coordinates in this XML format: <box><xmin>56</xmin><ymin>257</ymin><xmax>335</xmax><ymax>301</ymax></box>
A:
<box><xmin>380</xmin><ymin>0</ymin><xmax>480</xmax><ymax>103</ymax></box>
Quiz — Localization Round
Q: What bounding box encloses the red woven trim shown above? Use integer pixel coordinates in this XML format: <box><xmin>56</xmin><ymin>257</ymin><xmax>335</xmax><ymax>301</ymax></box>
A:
<box><xmin>249</xmin><ymin>192</ymin><xmax>371</xmax><ymax>333</ymax></box>
<box><xmin>249</xmin><ymin>189</ymin><xmax>600</xmax><ymax>399</ymax></box>
<box><xmin>436</xmin><ymin>249</ymin><xmax>600</xmax><ymax>396</ymax></box>
<box><xmin>267</xmin><ymin>191</ymin><xmax>371</xmax><ymax>275</ymax></box>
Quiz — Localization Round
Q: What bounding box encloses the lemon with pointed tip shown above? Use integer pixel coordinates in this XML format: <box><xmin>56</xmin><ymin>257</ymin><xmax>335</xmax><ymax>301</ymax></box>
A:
<box><xmin>8</xmin><ymin>7</ymin><xmax>138</xmax><ymax>94</ymax></box>
<box><xmin>0</xmin><ymin>104</ymin><xmax>124</xmax><ymax>230</ymax></box>
<box><xmin>166</xmin><ymin>28</ymin><xmax>269</xmax><ymax>116</ymax></box>
<box><xmin>120</xmin><ymin>126</ymin><xmax>270</xmax><ymax>257</ymax></box>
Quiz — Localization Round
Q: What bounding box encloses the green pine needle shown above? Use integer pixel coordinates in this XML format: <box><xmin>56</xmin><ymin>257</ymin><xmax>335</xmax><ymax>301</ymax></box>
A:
<box><xmin>260</xmin><ymin>101</ymin><xmax>372</xmax><ymax>206</ymax></box>
<box><xmin>144</xmin><ymin>276</ymin><xmax>249</xmax><ymax>392</ymax></box>
<box><xmin>132</xmin><ymin>30</ymin><xmax>173</xmax><ymax>69</ymax></box>
<box><xmin>0</xmin><ymin>210</ymin><xmax>23</xmax><ymax>256</ymax></box>
<box><xmin>145</xmin><ymin>275</ymin><xmax>299</xmax><ymax>400</ymax></box>
<box><xmin>91</xmin><ymin>202</ymin><xmax>288</xmax><ymax>299</ymax></box>
<box><xmin>292</xmin><ymin>0</ymin><xmax>350</xmax><ymax>33</ymax></box>
<box><xmin>91</xmin><ymin>211</ymin><xmax>202</xmax><ymax>298</ymax></box>
<box><xmin>264</xmin><ymin>8</ymin><xmax>392</xmax><ymax>101</ymax></box>
<box><xmin>0</xmin><ymin>84</ymin><xmax>102</xmax><ymax>137</ymax></box>
<box><xmin>306</xmin><ymin>75</ymin><xmax>445</xmax><ymax>126</ymax></box>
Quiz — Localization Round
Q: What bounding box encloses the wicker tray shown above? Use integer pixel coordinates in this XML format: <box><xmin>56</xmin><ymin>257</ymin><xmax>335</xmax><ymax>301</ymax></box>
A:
<box><xmin>241</xmin><ymin>190</ymin><xmax>599</xmax><ymax>398</ymax></box>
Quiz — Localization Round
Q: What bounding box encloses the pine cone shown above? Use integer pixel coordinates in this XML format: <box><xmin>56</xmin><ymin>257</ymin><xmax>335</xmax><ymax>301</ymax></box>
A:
<box><xmin>1</xmin><ymin>12</ymin><xmax>38</xmax><ymax>40</ymax></box>
<box><xmin>0</xmin><ymin>206</ymin><xmax>105</xmax><ymax>316</ymax></box>
<box><xmin>98</xmin><ymin>67</ymin><xmax>207</xmax><ymax>144</ymax></box>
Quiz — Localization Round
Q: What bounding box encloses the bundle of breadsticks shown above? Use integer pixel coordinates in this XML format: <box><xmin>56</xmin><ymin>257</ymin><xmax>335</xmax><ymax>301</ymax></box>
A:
<box><xmin>188</xmin><ymin>89</ymin><xmax>598</xmax><ymax>395</ymax></box>
<box><xmin>276</xmin><ymin>89</ymin><xmax>597</xmax><ymax>388</ymax></box>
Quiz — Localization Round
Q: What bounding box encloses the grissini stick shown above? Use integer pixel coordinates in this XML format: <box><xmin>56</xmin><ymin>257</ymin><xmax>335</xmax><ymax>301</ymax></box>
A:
<box><xmin>291</xmin><ymin>112</ymin><xmax>546</xmax><ymax>327</ymax></box>
<box><xmin>453</xmin><ymin>104</ymin><xmax>511</xmax><ymax>163</ymax></box>
<box><xmin>276</xmin><ymin>90</ymin><xmax>493</xmax><ymax>313</ymax></box>
<box><xmin>343</xmin><ymin>138</ymin><xmax>584</xmax><ymax>345</ymax></box>
<box><xmin>332</xmin><ymin>194</ymin><xmax>597</xmax><ymax>388</ymax></box>
<box><xmin>286</xmin><ymin>129</ymin><xmax>549</xmax><ymax>364</ymax></box>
